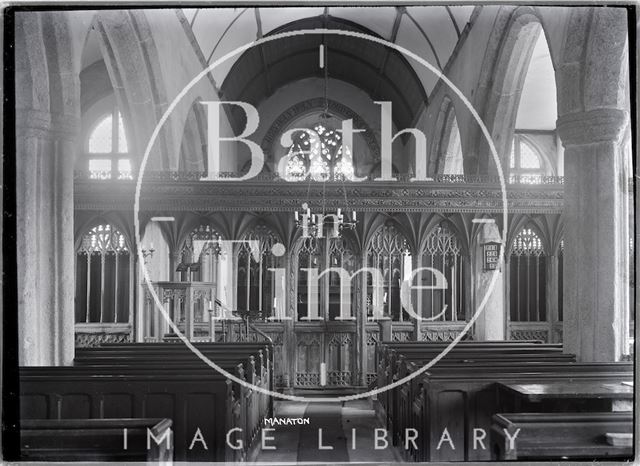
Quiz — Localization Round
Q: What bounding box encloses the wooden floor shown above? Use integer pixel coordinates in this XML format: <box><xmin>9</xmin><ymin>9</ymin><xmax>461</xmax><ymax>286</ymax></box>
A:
<box><xmin>252</xmin><ymin>399</ymin><xmax>398</xmax><ymax>464</ymax></box>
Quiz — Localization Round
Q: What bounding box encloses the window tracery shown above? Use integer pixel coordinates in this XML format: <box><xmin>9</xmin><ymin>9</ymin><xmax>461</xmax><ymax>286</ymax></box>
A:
<box><xmin>296</xmin><ymin>236</ymin><xmax>357</xmax><ymax>320</ymax></box>
<box><xmin>284</xmin><ymin>124</ymin><xmax>355</xmax><ymax>182</ymax></box>
<box><xmin>236</xmin><ymin>225</ymin><xmax>282</xmax><ymax>316</ymax></box>
<box><xmin>87</xmin><ymin>108</ymin><xmax>131</xmax><ymax>180</ymax></box>
<box><xmin>509</xmin><ymin>135</ymin><xmax>546</xmax><ymax>184</ymax></box>
<box><xmin>180</xmin><ymin>224</ymin><xmax>222</xmax><ymax>282</ymax></box>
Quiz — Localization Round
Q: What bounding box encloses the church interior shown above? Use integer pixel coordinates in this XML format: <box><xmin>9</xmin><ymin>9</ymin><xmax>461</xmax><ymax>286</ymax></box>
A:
<box><xmin>6</xmin><ymin>4</ymin><xmax>637</xmax><ymax>463</ymax></box>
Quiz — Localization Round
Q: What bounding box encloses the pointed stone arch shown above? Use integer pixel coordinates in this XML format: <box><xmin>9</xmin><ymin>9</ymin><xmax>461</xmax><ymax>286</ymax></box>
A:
<box><xmin>431</xmin><ymin>96</ymin><xmax>464</xmax><ymax>176</ymax></box>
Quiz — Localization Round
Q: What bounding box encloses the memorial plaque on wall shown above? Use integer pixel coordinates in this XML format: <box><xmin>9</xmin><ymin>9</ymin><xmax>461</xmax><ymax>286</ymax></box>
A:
<box><xmin>483</xmin><ymin>242</ymin><xmax>501</xmax><ymax>271</ymax></box>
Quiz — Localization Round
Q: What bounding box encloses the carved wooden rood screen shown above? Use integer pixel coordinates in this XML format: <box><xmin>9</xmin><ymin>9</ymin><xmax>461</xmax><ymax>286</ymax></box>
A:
<box><xmin>293</xmin><ymin>235</ymin><xmax>358</xmax><ymax>388</ymax></box>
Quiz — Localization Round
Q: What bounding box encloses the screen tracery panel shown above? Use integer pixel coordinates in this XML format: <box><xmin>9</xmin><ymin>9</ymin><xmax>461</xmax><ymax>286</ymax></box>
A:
<box><xmin>365</xmin><ymin>223</ymin><xmax>410</xmax><ymax>321</ymax></box>
<box><xmin>295</xmin><ymin>236</ymin><xmax>357</xmax><ymax>321</ymax></box>
<box><xmin>418</xmin><ymin>224</ymin><xmax>466</xmax><ymax>321</ymax></box>
<box><xmin>236</xmin><ymin>224</ymin><xmax>281</xmax><ymax>317</ymax></box>
<box><xmin>75</xmin><ymin>223</ymin><xmax>130</xmax><ymax>324</ymax></box>
<box><xmin>179</xmin><ymin>224</ymin><xmax>222</xmax><ymax>283</ymax></box>
<box><xmin>510</xmin><ymin>226</ymin><xmax>547</xmax><ymax>322</ymax></box>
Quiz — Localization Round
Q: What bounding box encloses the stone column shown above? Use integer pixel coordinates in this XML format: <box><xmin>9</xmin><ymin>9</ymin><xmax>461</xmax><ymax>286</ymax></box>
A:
<box><xmin>16</xmin><ymin>110</ymin><xmax>78</xmax><ymax>366</ymax></box>
<box><xmin>473</xmin><ymin>221</ymin><xmax>505</xmax><ymax>340</ymax></box>
<box><xmin>558</xmin><ymin>109</ymin><xmax>629</xmax><ymax>361</ymax></box>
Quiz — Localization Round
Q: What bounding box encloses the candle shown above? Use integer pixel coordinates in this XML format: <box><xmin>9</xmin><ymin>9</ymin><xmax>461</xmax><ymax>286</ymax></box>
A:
<box><xmin>209</xmin><ymin>300</ymin><xmax>213</xmax><ymax>310</ymax></box>
<box><xmin>337</xmin><ymin>208</ymin><xmax>342</xmax><ymax>217</ymax></box>
<box><xmin>352</xmin><ymin>211</ymin><xmax>357</xmax><ymax>221</ymax></box>
<box><xmin>295</xmin><ymin>211</ymin><xmax>299</xmax><ymax>221</ymax></box>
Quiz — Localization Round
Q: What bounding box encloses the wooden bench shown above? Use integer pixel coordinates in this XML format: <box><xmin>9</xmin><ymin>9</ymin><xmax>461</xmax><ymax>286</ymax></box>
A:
<box><xmin>405</xmin><ymin>367</ymin><xmax>631</xmax><ymax>462</ymax></box>
<box><xmin>490</xmin><ymin>412</ymin><xmax>633</xmax><ymax>460</ymax></box>
<box><xmin>78</xmin><ymin>342</ymin><xmax>274</xmax><ymax>427</ymax></box>
<box><xmin>375</xmin><ymin>341</ymin><xmax>632</xmax><ymax>462</ymax></box>
<box><xmin>20</xmin><ymin>342</ymin><xmax>274</xmax><ymax>462</ymax></box>
<box><xmin>376</xmin><ymin>342</ymin><xmax>575</xmax><ymax>441</ymax></box>
<box><xmin>20</xmin><ymin>418</ymin><xmax>172</xmax><ymax>462</ymax></box>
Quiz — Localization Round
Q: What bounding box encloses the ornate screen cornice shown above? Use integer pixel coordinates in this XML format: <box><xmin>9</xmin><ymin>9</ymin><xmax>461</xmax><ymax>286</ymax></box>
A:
<box><xmin>74</xmin><ymin>173</ymin><xmax>564</xmax><ymax>214</ymax></box>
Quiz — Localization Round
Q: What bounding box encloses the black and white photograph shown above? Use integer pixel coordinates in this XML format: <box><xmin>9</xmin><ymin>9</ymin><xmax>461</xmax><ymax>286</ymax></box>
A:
<box><xmin>1</xmin><ymin>1</ymin><xmax>637</xmax><ymax>464</ymax></box>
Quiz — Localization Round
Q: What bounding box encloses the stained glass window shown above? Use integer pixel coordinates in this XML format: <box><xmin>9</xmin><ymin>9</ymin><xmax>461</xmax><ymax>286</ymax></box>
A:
<box><xmin>284</xmin><ymin>124</ymin><xmax>355</xmax><ymax>181</ymax></box>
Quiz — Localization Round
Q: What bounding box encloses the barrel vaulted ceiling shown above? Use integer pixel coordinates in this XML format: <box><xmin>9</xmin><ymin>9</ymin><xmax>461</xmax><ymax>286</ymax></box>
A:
<box><xmin>181</xmin><ymin>6</ymin><xmax>476</xmax><ymax>109</ymax></box>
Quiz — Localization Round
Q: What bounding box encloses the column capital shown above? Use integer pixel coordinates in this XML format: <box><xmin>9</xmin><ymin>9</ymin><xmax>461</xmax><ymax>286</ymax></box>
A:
<box><xmin>16</xmin><ymin>108</ymin><xmax>80</xmax><ymax>141</ymax></box>
<box><xmin>557</xmin><ymin>108</ymin><xmax>628</xmax><ymax>146</ymax></box>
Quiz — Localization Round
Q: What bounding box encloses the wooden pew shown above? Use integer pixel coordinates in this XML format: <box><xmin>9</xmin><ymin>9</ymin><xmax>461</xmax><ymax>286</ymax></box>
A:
<box><xmin>406</xmin><ymin>366</ymin><xmax>631</xmax><ymax>462</ymax></box>
<box><xmin>77</xmin><ymin>343</ymin><xmax>273</xmax><ymax>413</ymax></box>
<box><xmin>376</xmin><ymin>342</ymin><xmax>574</xmax><ymax>443</ymax></box>
<box><xmin>490</xmin><ymin>412</ymin><xmax>633</xmax><ymax>460</ymax></box>
<box><xmin>375</xmin><ymin>341</ymin><xmax>632</xmax><ymax>462</ymax></box>
<box><xmin>20</xmin><ymin>367</ymin><xmax>238</xmax><ymax>462</ymax></box>
<box><xmin>75</xmin><ymin>342</ymin><xmax>274</xmax><ymax>442</ymax></box>
<box><xmin>20</xmin><ymin>418</ymin><xmax>172</xmax><ymax>462</ymax></box>
<box><xmin>20</xmin><ymin>342</ymin><xmax>274</xmax><ymax>462</ymax></box>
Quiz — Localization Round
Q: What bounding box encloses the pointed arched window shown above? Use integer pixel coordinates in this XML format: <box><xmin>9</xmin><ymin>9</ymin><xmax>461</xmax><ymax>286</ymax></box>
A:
<box><xmin>87</xmin><ymin>107</ymin><xmax>131</xmax><ymax>180</ymax></box>
<box><xmin>509</xmin><ymin>135</ymin><xmax>546</xmax><ymax>184</ymax></box>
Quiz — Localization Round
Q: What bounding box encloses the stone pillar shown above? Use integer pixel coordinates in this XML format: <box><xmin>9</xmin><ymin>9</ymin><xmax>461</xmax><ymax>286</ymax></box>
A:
<box><xmin>473</xmin><ymin>222</ymin><xmax>505</xmax><ymax>340</ymax></box>
<box><xmin>558</xmin><ymin>109</ymin><xmax>629</xmax><ymax>362</ymax></box>
<box><xmin>16</xmin><ymin>110</ymin><xmax>78</xmax><ymax>366</ymax></box>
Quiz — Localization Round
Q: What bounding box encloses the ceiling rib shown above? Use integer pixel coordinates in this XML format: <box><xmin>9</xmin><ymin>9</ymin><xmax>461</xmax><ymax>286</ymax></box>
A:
<box><xmin>445</xmin><ymin>6</ymin><xmax>461</xmax><ymax>38</ymax></box>
<box><xmin>372</xmin><ymin>7</ymin><xmax>405</xmax><ymax>100</ymax></box>
<box><xmin>190</xmin><ymin>9</ymin><xmax>200</xmax><ymax>28</ymax></box>
<box><xmin>405</xmin><ymin>11</ymin><xmax>443</xmax><ymax>70</ymax></box>
<box><xmin>206</xmin><ymin>8</ymin><xmax>249</xmax><ymax>64</ymax></box>
<box><xmin>255</xmin><ymin>8</ymin><xmax>273</xmax><ymax>96</ymax></box>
